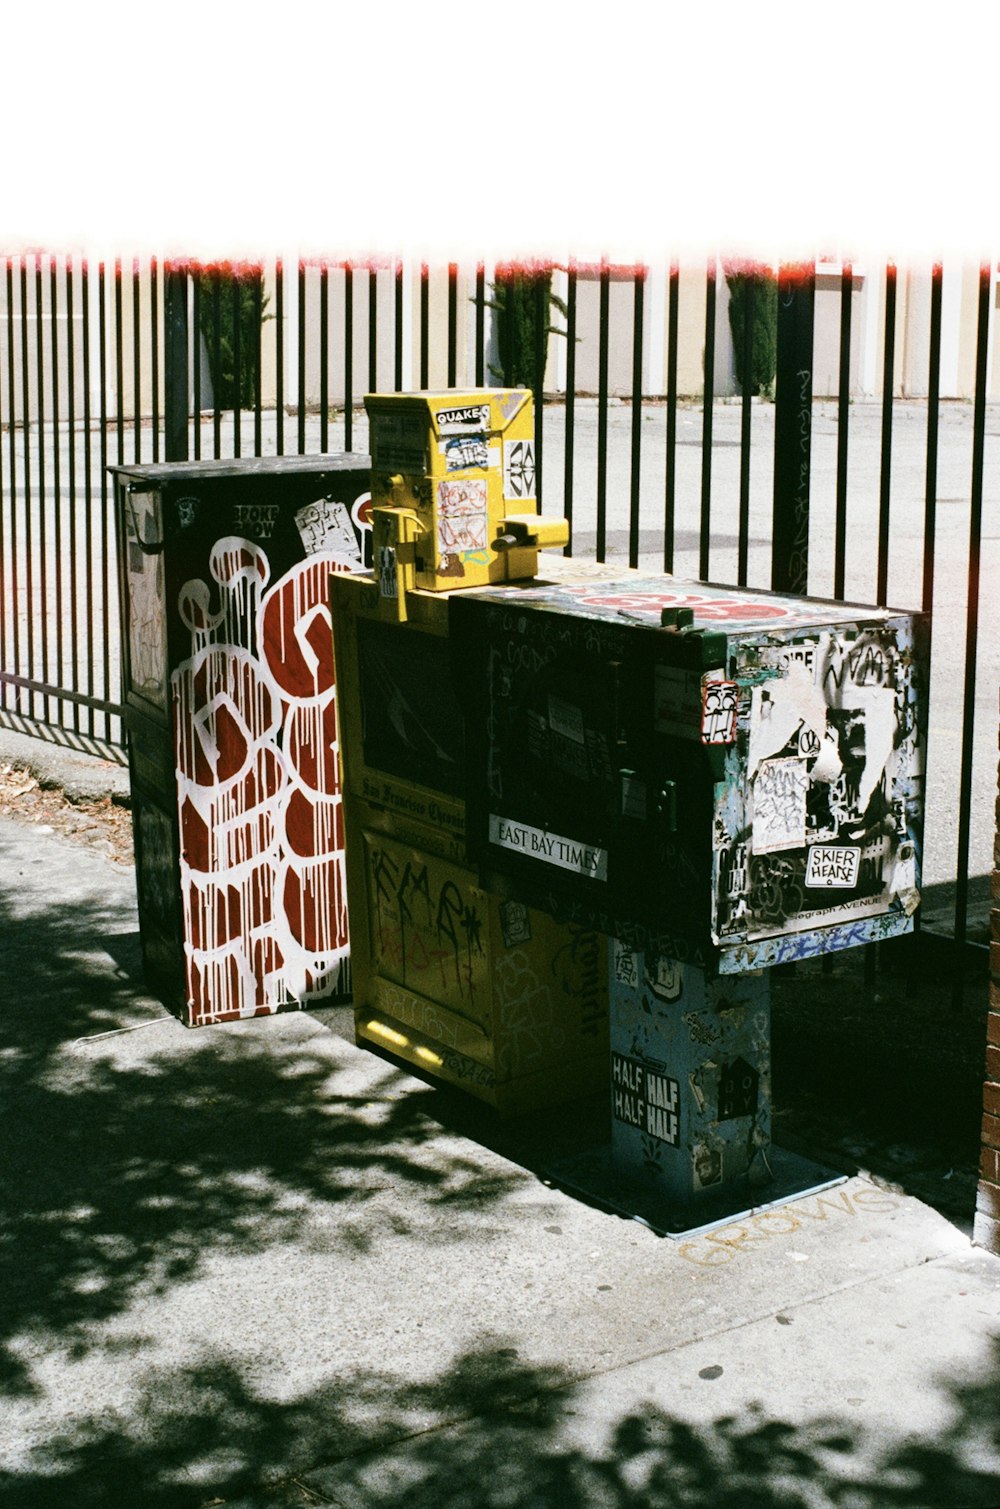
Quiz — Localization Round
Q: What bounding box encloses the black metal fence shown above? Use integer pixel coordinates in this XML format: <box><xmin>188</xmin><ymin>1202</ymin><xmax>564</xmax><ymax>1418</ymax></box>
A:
<box><xmin>0</xmin><ymin>253</ymin><xmax>995</xmax><ymax>960</ymax></box>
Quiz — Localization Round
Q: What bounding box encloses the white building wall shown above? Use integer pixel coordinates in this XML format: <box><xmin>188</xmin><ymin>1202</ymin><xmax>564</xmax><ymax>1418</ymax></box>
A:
<box><xmin>4</xmin><ymin>252</ymin><xmax>1000</xmax><ymax>427</ymax></box>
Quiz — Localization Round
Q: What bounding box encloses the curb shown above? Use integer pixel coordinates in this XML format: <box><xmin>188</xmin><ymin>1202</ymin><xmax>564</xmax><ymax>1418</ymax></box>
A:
<box><xmin>0</xmin><ymin>724</ymin><xmax>130</xmax><ymax>805</ymax></box>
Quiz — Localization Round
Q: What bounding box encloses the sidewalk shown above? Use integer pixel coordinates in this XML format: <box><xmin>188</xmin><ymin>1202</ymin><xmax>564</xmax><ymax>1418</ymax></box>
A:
<box><xmin>2</xmin><ymin>810</ymin><xmax>999</xmax><ymax>1508</ymax></box>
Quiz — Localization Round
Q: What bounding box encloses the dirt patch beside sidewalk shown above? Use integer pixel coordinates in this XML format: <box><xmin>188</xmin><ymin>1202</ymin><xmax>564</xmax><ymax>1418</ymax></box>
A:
<box><xmin>0</xmin><ymin>761</ymin><xmax>134</xmax><ymax>867</ymax></box>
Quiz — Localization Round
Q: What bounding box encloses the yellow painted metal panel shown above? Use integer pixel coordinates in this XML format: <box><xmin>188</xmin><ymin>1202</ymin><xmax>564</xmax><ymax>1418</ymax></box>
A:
<box><xmin>365</xmin><ymin>388</ymin><xmax>561</xmax><ymax>594</ymax></box>
<box><xmin>355</xmin><ymin>825</ymin><xmax>608</xmax><ymax>1112</ymax></box>
<box><xmin>330</xmin><ymin>554</ymin><xmax>613</xmax><ymax>1112</ymax></box>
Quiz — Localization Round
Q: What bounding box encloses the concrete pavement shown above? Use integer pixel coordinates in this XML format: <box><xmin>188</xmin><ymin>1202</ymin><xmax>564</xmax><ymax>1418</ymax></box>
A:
<box><xmin>1</xmin><ymin>814</ymin><xmax>998</xmax><ymax>1508</ymax></box>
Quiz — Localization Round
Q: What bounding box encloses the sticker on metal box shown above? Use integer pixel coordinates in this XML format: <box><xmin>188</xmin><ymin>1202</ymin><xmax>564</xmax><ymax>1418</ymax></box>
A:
<box><xmin>805</xmin><ymin>845</ymin><xmax>861</xmax><ymax>888</ymax></box>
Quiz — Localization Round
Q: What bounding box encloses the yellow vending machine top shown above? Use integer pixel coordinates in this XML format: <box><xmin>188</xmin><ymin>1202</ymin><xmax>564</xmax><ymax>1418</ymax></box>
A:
<box><xmin>365</xmin><ymin>388</ymin><xmax>568</xmax><ymax>606</ymax></box>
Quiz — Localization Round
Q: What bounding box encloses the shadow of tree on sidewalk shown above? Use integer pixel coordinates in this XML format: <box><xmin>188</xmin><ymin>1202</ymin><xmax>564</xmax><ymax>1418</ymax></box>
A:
<box><xmin>770</xmin><ymin>934</ymin><xmax>987</xmax><ymax>1227</ymax></box>
<box><xmin>2</xmin><ymin>828</ymin><xmax>998</xmax><ymax>1507</ymax></box>
<box><xmin>2</xmin><ymin>1336</ymin><xmax>999</xmax><ymax>1508</ymax></box>
<box><xmin>0</xmin><ymin>879</ymin><xmax>524</xmax><ymax>1400</ymax></box>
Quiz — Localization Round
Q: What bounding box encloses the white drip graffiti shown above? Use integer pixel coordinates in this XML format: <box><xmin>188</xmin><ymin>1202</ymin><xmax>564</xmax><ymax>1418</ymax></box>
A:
<box><xmin>173</xmin><ymin>536</ymin><xmax>352</xmax><ymax>1023</ymax></box>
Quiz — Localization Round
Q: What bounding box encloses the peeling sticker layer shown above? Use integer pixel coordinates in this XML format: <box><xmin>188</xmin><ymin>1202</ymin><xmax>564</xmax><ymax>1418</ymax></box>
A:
<box><xmin>440</xmin><ymin>435</ymin><xmax>490</xmax><ymax>471</ymax></box>
<box><xmin>294</xmin><ymin>497</ymin><xmax>363</xmax><ymax>565</ymax></box>
<box><xmin>752</xmin><ymin>757</ymin><xmax>808</xmax><ymax>853</ymax></box>
<box><xmin>437</xmin><ymin>478</ymin><xmax>488</xmax><ymax>554</ymax></box>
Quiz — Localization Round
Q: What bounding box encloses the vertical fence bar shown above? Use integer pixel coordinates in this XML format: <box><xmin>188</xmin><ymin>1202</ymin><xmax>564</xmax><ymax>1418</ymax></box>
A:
<box><xmin>628</xmin><ymin>266</ymin><xmax>644</xmax><ymax>568</ymax></box>
<box><xmin>500</xmin><ymin>267</ymin><xmax>514</xmax><ymax>385</ymax></box>
<box><xmin>97</xmin><ymin>264</ymin><xmax>109</xmax><ymax>736</ymax></box>
<box><xmin>114</xmin><ymin>259</ymin><xmax>124</xmax><ymax>465</ymax></box>
<box><xmin>369</xmin><ymin>265</ymin><xmax>378</xmax><ymax>394</ymax></box>
<box><xmin>952</xmin><ymin>261</ymin><xmax>990</xmax><ymax>1001</ymax></box>
<box><xmin>50</xmin><ymin>257</ymin><xmax>63</xmax><ymax>704</ymax></box>
<box><xmin>132</xmin><ymin>258</ymin><xmax>142</xmax><ymax>462</ymax></box>
<box><xmin>297</xmin><ymin>262</ymin><xmax>307</xmax><ymax>454</ymax></box>
<box><xmin>419</xmin><ymin>263</ymin><xmax>429</xmax><ymax>390</ymax></box>
<box><xmin>834</xmin><ymin>264</ymin><xmax>852</xmax><ymax>600</ymax></box>
<box><xmin>36</xmin><ymin>253</ymin><xmax>50</xmax><ymax>724</ymax></box>
<box><xmin>596</xmin><ymin>261</ymin><xmax>610</xmax><ymax>562</ymax></box>
<box><xmin>923</xmin><ymin>263</ymin><xmax>943</xmax><ymax>618</ymax></box>
<box><xmin>912</xmin><ymin>261</ymin><xmax>944</xmax><ymax>993</ymax></box>
<box><xmin>20</xmin><ymin>260</ymin><xmax>34</xmax><ymax>720</ymax></box>
<box><xmin>344</xmin><ymin>262</ymin><xmax>354</xmax><ymax>452</ymax></box>
<box><xmin>18</xmin><ymin>253</ymin><xmax>28</xmax><ymax>718</ymax></box>
<box><xmin>232</xmin><ymin>266</ymin><xmax>242</xmax><ymax>459</ymax></box>
<box><xmin>1</xmin><ymin>263</ymin><xmax>10</xmax><ymax>710</ymax></box>
<box><xmin>319</xmin><ymin>263</ymin><xmax>329</xmax><ymax>452</ymax></box>
<box><xmin>664</xmin><ymin>261</ymin><xmax>679</xmax><ymax>574</ymax></box>
<box><xmin>0</xmin><ymin>262</ymin><xmax>4</xmax><ymax>713</ymax></box>
<box><xmin>0</xmin><ymin>262</ymin><xmax>5</xmax><ymax>709</ymax></box>
<box><xmin>106</xmin><ymin>262</ymin><xmax>120</xmax><ymax>728</ymax></box>
<box><xmin>69</xmin><ymin>256</ymin><xmax>85</xmax><ymax>732</ymax></box>
<box><xmin>66</xmin><ymin>256</ymin><xmax>80</xmax><ymax>731</ymax></box>
<box><xmin>699</xmin><ymin>259</ymin><xmax>716</xmax><ymax>581</ymax></box>
<box><xmin>533</xmin><ymin>270</ymin><xmax>546</xmax><ymax>505</ymax></box>
<box><xmin>563</xmin><ymin>262</ymin><xmax>577</xmax><ymax>556</ymax></box>
<box><xmin>150</xmin><ymin>258</ymin><xmax>160</xmax><ymax>458</ymax></box>
<box><xmin>275</xmin><ymin>260</ymin><xmax>284</xmax><ymax>456</ymax></box>
<box><xmin>164</xmin><ymin>265</ymin><xmax>189</xmax><ymax>464</ymax></box>
<box><xmin>394</xmin><ymin>260</ymin><xmax>403</xmax><ymax>391</ymax></box>
<box><xmin>877</xmin><ymin>263</ymin><xmax>897</xmax><ymax>606</ymax></box>
<box><xmin>252</xmin><ymin>270</ymin><xmax>262</xmax><ymax>456</ymax></box>
<box><xmin>151</xmin><ymin>258</ymin><xmax>160</xmax><ymax>462</ymax></box>
<box><xmin>192</xmin><ymin>269</ymin><xmax>202</xmax><ymax>460</ymax></box>
<box><xmin>475</xmin><ymin>262</ymin><xmax>485</xmax><ymax>386</ymax></box>
<box><xmin>0</xmin><ymin>261</ymin><xmax>5</xmax><ymax>703</ymax></box>
<box><xmin>771</xmin><ymin>261</ymin><xmax>815</xmax><ymax>594</ymax></box>
<box><xmin>447</xmin><ymin>262</ymin><xmax>458</xmax><ymax>389</ymax></box>
<box><xmin>211</xmin><ymin>268</ymin><xmax>222</xmax><ymax>458</ymax></box>
<box><xmin>83</xmin><ymin>260</ymin><xmax>94</xmax><ymax>732</ymax></box>
<box><xmin>35</xmin><ymin>254</ymin><xmax>50</xmax><ymax>726</ymax></box>
<box><xmin>4</xmin><ymin>262</ymin><xmax>17</xmax><ymax>708</ymax></box>
<box><xmin>737</xmin><ymin>269</ymin><xmax>754</xmax><ymax>586</ymax></box>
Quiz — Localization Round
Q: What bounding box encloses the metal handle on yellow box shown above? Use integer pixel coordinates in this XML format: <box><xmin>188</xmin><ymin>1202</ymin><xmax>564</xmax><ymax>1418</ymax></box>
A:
<box><xmin>493</xmin><ymin>513</ymin><xmax>570</xmax><ymax>551</ymax></box>
<box><xmin>372</xmin><ymin>504</ymin><xmax>425</xmax><ymax>621</ymax></box>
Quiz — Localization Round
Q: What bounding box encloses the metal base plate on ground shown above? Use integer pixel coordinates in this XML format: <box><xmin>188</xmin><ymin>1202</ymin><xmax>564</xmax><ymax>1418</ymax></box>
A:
<box><xmin>542</xmin><ymin>1143</ymin><xmax>848</xmax><ymax>1239</ymax></box>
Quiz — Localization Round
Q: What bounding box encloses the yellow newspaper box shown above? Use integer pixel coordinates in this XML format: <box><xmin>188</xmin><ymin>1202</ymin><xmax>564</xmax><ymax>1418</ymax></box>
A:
<box><xmin>365</xmin><ymin>388</ymin><xmax>568</xmax><ymax>600</ymax></box>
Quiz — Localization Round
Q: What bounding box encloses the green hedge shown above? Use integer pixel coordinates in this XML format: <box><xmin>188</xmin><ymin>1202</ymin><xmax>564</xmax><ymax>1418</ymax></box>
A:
<box><xmin>725</xmin><ymin>264</ymin><xmax>777</xmax><ymax>398</ymax></box>
<box><xmin>196</xmin><ymin>264</ymin><xmax>268</xmax><ymax>410</ymax></box>
<box><xmin>487</xmin><ymin>263</ymin><xmax>567</xmax><ymax>389</ymax></box>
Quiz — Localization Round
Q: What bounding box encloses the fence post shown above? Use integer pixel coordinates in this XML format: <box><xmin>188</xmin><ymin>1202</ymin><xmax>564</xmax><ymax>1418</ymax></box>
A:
<box><xmin>164</xmin><ymin>263</ymin><xmax>189</xmax><ymax>462</ymax></box>
<box><xmin>771</xmin><ymin>261</ymin><xmax>815</xmax><ymax>594</ymax></box>
<box><xmin>975</xmin><ymin>684</ymin><xmax>1000</xmax><ymax>1253</ymax></box>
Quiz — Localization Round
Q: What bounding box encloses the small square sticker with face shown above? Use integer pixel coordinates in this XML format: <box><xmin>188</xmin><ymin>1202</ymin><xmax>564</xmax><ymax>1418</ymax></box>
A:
<box><xmin>702</xmin><ymin>679</ymin><xmax>738</xmax><ymax>744</ymax></box>
<box><xmin>499</xmin><ymin>899</ymin><xmax>532</xmax><ymax>948</ymax></box>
